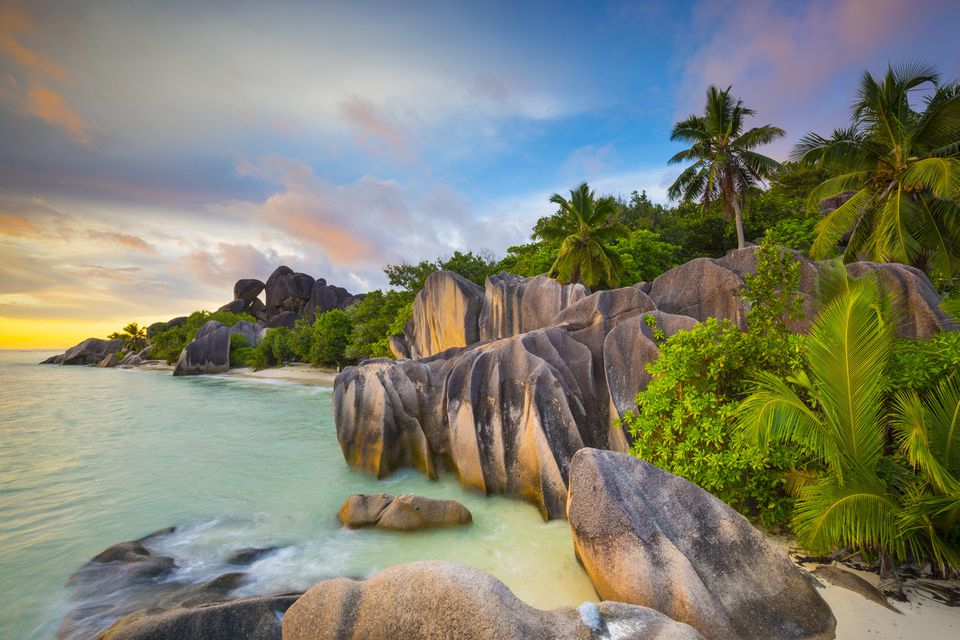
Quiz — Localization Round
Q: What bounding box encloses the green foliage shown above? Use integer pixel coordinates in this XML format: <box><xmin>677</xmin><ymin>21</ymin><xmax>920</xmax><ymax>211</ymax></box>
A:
<box><xmin>763</xmin><ymin>217</ymin><xmax>819</xmax><ymax>252</ymax></box>
<box><xmin>795</xmin><ymin>62</ymin><xmax>960</xmax><ymax>282</ymax></box>
<box><xmin>147</xmin><ymin>310</ymin><xmax>254</xmax><ymax>364</ymax></box>
<box><xmin>613</xmin><ymin>229</ymin><xmax>679</xmax><ymax>285</ymax></box>
<box><xmin>737</xmin><ymin>279</ymin><xmax>960</xmax><ymax>573</ymax></box>
<box><xmin>345</xmin><ymin>289</ymin><xmax>410</xmax><ymax>360</ymax></box>
<box><xmin>889</xmin><ymin>332</ymin><xmax>960</xmax><ymax>393</ymax></box>
<box><xmin>668</xmin><ymin>85</ymin><xmax>785</xmax><ymax>249</ymax></box>
<box><xmin>310</xmin><ymin>309</ymin><xmax>353</xmax><ymax>366</ymax></box>
<box><xmin>385</xmin><ymin>250</ymin><xmax>499</xmax><ymax>292</ymax></box>
<box><xmin>261</xmin><ymin>327</ymin><xmax>295</xmax><ymax>366</ymax></box>
<box><xmin>107</xmin><ymin>322</ymin><xmax>148</xmax><ymax>352</ymax></box>
<box><xmin>496</xmin><ymin>240</ymin><xmax>559</xmax><ymax>277</ymax></box>
<box><xmin>535</xmin><ymin>182</ymin><xmax>630</xmax><ymax>289</ymax></box>
<box><xmin>622</xmin><ymin>239</ymin><xmax>809</xmax><ymax>527</ymax></box>
<box><xmin>622</xmin><ymin>317</ymin><xmax>805</xmax><ymax>527</ymax></box>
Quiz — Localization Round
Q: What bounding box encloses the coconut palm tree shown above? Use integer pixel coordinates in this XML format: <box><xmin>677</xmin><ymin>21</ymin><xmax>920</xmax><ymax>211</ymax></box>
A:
<box><xmin>735</xmin><ymin>273</ymin><xmax>960</xmax><ymax>573</ymax></box>
<box><xmin>668</xmin><ymin>85</ymin><xmax>785</xmax><ymax>249</ymax></box>
<box><xmin>794</xmin><ymin>62</ymin><xmax>960</xmax><ymax>281</ymax></box>
<box><xmin>120</xmin><ymin>322</ymin><xmax>147</xmax><ymax>352</ymax></box>
<box><xmin>536</xmin><ymin>182</ymin><xmax>629</xmax><ymax>289</ymax></box>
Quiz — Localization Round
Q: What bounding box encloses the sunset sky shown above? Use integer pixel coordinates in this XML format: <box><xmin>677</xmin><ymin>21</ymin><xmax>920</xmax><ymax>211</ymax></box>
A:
<box><xmin>2</xmin><ymin>0</ymin><xmax>959</xmax><ymax>348</ymax></box>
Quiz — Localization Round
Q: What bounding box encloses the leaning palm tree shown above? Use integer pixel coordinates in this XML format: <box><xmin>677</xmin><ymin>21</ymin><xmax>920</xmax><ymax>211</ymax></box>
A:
<box><xmin>736</xmin><ymin>274</ymin><xmax>960</xmax><ymax>573</ymax></box>
<box><xmin>536</xmin><ymin>182</ymin><xmax>629</xmax><ymax>289</ymax></box>
<box><xmin>121</xmin><ymin>322</ymin><xmax>147</xmax><ymax>352</ymax></box>
<box><xmin>668</xmin><ymin>85</ymin><xmax>785</xmax><ymax>249</ymax></box>
<box><xmin>794</xmin><ymin>62</ymin><xmax>960</xmax><ymax>281</ymax></box>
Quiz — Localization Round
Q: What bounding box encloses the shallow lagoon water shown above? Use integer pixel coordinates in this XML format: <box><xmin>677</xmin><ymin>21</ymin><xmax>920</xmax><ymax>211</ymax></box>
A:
<box><xmin>0</xmin><ymin>350</ymin><xmax>596</xmax><ymax>639</ymax></box>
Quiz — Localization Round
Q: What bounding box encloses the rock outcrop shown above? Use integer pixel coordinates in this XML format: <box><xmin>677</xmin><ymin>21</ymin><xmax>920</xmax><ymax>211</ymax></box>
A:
<box><xmin>96</xmin><ymin>352</ymin><xmax>119</xmax><ymax>368</ymax></box>
<box><xmin>337</xmin><ymin>493</ymin><xmax>472</xmax><ymax>530</ymax></box>
<box><xmin>648</xmin><ymin>258</ymin><xmax>750</xmax><ymax>329</ymax></box>
<box><xmin>282</xmin><ymin>561</ymin><xmax>703</xmax><ymax>640</ymax></box>
<box><xmin>845</xmin><ymin>262</ymin><xmax>956</xmax><ymax>339</ymax></box>
<box><xmin>304</xmin><ymin>278</ymin><xmax>361</xmax><ymax>317</ymax></box>
<box><xmin>603</xmin><ymin>311</ymin><xmax>699</xmax><ymax>429</ymax></box>
<box><xmin>217</xmin><ymin>299</ymin><xmax>246</xmax><ymax>314</ymax></box>
<box><xmin>399</xmin><ymin>270</ymin><xmax>485</xmax><ymax>359</ymax></box>
<box><xmin>566</xmin><ymin>448</ymin><xmax>836</xmax><ymax>640</ymax></box>
<box><xmin>173</xmin><ymin>321</ymin><xmax>258</xmax><ymax>376</ymax></box>
<box><xmin>264</xmin><ymin>266</ymin><xmax>314</xmax><ymax>317</ymax></box>
<box><xmin>50</xmin><ymin>338</ymin><xmax>123</xmax><ymax>366</ymax></box>
<box><xmin>479</xmin><ymin>273</ymin><xmax>588</xmax><ymax>342</ymax></box>
<box><xmin>233</xmin><ymin>278</ymin><xmax>265</xmax><ymax>304</ymax></box>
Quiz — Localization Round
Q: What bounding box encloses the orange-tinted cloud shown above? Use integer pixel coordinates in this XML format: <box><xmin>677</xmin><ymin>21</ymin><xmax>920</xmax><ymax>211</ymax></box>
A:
<box><xmin>339</xmin><ymin>95</ymin><xmax>413</xmax><ymax>160</ymax></box>
<box><xmin>22</xmin><ymin>85</ymin><xmax>90</xmax><ymax>144</ymax></box>
<box><xmin>0</xmin><ymin>3</ymin><xmax>68</xmax><ymax>81</ymax></box>
<box><xmin>87</xmin><ymin>231</ymin><xmax>160</xmax><ymax>255</ymax></box>
<box><xmin>0</xmin><ymin>211</ymin><xmax>40</xmax><ymax>237</ymax></box>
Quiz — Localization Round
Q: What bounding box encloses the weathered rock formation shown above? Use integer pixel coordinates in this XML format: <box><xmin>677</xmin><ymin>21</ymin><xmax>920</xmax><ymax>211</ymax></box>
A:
<box><xmin>479</xmin><ymin>273</ymin><xmax>588</xmax><ymax>341</ymax></box>
<box><xmin>173</xmin><ymin>320</ymin><xmax>259</xmax><ymax>376</ymax></box>
<box><xmin>337</xmin><ymin>493</ymin><xmax>472</xmax><ymax>530</ymax></box>
<box><xmin>811</xmin><ymin>565</ymin><xmax>900</xmax><ymax>613</ymax></box>
<box><xmin>845</xmin><ymin>262</ymin><xmax>956</xmax><ymax>339</ymax></box>
<box><xmin>398</xmin><ymin>270</ymin><xmax>485</xmax><ymax>359</ymax></box>
<box><xmin>96</xmin><ymin>352</ymin><xmax>119</xmax><ymax>368</ymax></box>
<box><xmin>649</xmin><ymin>258</ymin><xmax>751</xmax><ymax>329</ymax></box>
<box><xmin>282</xmin><ymin>561</ymin><xmax>704</xmax><ymax>640</ymax></box>
<box><xmin>566</xmin><ymin>448</ymin><xmax>836</xmax><ymax>640</ymax></box>
<box><xmin>233</xmin><ymin>278</ymin><xmax>265</xmax><ymax>304</ymax></box>
<box><xmin>46</xmin><ymin>338</ymin><xmax>123</xmax><ymax>366</ymax></box>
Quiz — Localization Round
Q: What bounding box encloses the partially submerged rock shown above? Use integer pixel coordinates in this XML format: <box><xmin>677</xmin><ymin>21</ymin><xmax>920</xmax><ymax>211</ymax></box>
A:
<box><xmin>282</xmin><ymin>561</ymin><xmax>703</xmax><ymax>640</ymax></box>
<box><xmin>55</xmin><ymin>338</ymin><xmax>124</xmax><ymax>366</ymax></box>
<box><xmin>337</xmin><ymin>493</ymin><xmax>472</xmax><ymax>530</ymax></box>
<box><xmin>566</xmin><ymin>449</ymin><xmax>836</xmax><ymax>640</ymax></box>
<box><xmin>226</xmin><ymin>547</ymin><xmax>279</xmax><ymax>566</ymax></box>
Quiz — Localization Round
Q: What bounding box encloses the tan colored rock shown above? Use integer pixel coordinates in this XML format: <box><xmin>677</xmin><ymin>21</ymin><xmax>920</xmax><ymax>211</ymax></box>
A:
<box><xmin>403</xmin><ymin>270</ymin><xmax>485</xmax><ymax>359</ymax></box>
<box><xmin>337</xmin><ymin>493</ymin><xmax>472</xmax><ymax>530</ymax></box>
<box><xmin>96</xmin><ymin>352</ymin><xmax>119</xmax><ymax>368</ymax></box>
<box><xmin>811</xmin><ymin>565</ymin><xmax>899</xmax><ymax>613</ymax></box>
<box><xmin>649</xmin><ymin>258</ymin><xmax>748</xmax><ymax>329</ymax></box>
<box><xmin>566</xmin><ymin>449</ymin><xmax>836</xmax><ymax>640</ymax></box>
<box><xmin>479</xmin><ymin>273</ymin><xmax>588</xmax><ymax>341</ymax></box>
<box><xmin>845</xmin><ymin>261</ymin><xmax>956</xmax><ymax>339</ymax></box>
<box><xmin>282</xmin><ymin>561</ymin><xmax>703</xmax><ymax>640</ymax></box>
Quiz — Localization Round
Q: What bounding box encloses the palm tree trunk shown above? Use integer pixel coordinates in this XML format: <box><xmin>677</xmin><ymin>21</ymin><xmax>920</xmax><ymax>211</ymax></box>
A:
<box><xmin>732</xmin><ymin>197</ymin><xmax>746</xmax><ymax>249</ymax></box>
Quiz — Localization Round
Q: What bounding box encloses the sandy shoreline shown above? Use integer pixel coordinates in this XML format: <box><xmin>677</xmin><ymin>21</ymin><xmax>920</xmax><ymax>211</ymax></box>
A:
<box><xmin>129</xmin><ymin>361</ymin><xmax>338</xmax><ymax>386</ymax></box>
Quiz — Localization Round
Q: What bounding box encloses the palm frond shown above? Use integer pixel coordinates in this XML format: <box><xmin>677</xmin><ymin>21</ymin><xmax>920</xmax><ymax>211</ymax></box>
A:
<box><xmin>810</xmin><ymin>187</ymin><xmax>872</xmax><ymax>259</ymax></box>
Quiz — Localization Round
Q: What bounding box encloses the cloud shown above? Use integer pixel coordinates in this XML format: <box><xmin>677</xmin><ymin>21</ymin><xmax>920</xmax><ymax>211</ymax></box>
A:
<box><xmin>674</xmin><ymin>0</ymin><xmax>933</xmax><ymax>158</ymax></box>
<box><xmin>20</xmin><ymin>85</ymin><xmax>90</xmax><ymax>144</ymax></box>
<box><xmin>0</xmin><ymin>3</ymin><xmax>68</xmax><ymax>81</ymax></box>
<box><xmin>87</xmin><ymin>231</ymin><xmax>159</xmax><ymax>255</ymax></box>
<box><xmin>0</xmin><ymin>211</ymin><xmax>40</xmax><ymax>237</ymax></box>
<box><xmin>339</xmin><ymin>95</ymin><xmax>413</xmax><ymax>161</ymax></box>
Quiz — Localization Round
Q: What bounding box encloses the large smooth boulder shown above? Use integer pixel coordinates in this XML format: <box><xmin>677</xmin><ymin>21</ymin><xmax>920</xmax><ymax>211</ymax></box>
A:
<box><xmin>59</xmin><ymin>338</ymin><xmax>123</xmax><ymax>366</ymax></box>
<box><xmin>479</xmin><ymin>273</ymin><xmax>588</xmax><ymax>342</ymax></box>
<box><xmin>265</xmin><ymin>311</ymin><xmax>299</xmax><ymax>329</ymax></box>
<box><xmin>334</xmin><ymin>357</ymin><xmax>452</xmax><ymax>479</ymax></box>
<box><xmin>264</xmin><ymin>266</ymin><xmax>315</xmax><ymax>316</ymax></box>
<box><xmin>217</xmin><ymin>299</ymin><xmax>246</xmax><ymax>314</ymax></box>
<box><xmin>845</xmin><ymin>262</ymin><xmax>956</xmax><ymax>339</ymax></box>
<box><xmin>304</xmin><ymin>278</ymin><xmax>358</xmax><ymax>317</ymax></box>
<box><xmin>282</xmin><ymin>562</ymin><xmax>703</xmax><ymax>640</ymax></box>
<box><xmin>402</xmin><ymin>270</ymin><xmax>485</xmax><ymax>359</ymax></box>
<box><xmin>603</xmin><ymin>311</ymin><xmax>698</xmax><ymax>437</ymax></box>
<box><xmin>338</xmin><ymin>493</ymin><xmax>472</xmax><ymax>530</ymax></box>
<box><xmin>91</xmin><ymin>594</ymin><xmax>298</xmax><ymax>640</ymax></box>
<box><xmin>566</xmin><ymin>449</ymin><xmax>836</xmax><ymax>640</ymax></box>
<box><xmin>233</xmin><ymin>278</ymin><xmax>265</xmax><ymax>304</ymax></box>
<box><xmin>173</xmin><ymin>321</ymin><xmax>231</xmax><ymax>376</ymax></box>
<box><xmin>445</xmin><ymin>328</ymin><xmax>600</xmax><ymax>519</ymax></box>
<box><xmin>649</xmin><ymin>258</ymin><xmax>749</xmax><ymax>329</ymax></box>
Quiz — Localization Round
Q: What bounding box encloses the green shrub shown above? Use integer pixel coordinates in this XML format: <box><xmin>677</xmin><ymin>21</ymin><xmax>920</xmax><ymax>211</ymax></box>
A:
<box><xmin>309</xmin><ymin>309</ymin><xmax>353</xmax><ymax>367</ymax></box>
<box><xmin>261</xmin><ymin>327</ymin><xmax>295</xmax><ymax>366</ymax></box>
<box><xmin>150</xmin><ymin>310</ymin><xmax>255</xmax><ymax>363</ymax></box>
<box><xmin>889</xmin><ymin>331</ymin><xmax>960</xmax><ymax>393</ymax></box>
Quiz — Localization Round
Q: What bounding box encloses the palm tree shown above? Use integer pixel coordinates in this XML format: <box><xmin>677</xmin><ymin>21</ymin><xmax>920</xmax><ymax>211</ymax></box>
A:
<box><xmin>735</xmin><ymin>273</ymin><xmax>960</xmax><ymax>573</ymax></box>
<box><xmin>535</xmin><ymin>182</ymin><xmax>629</xmax><ymax>289</ymax></box>
<box><xmin>794</xmin><ymin>62</ymin><xmax>960</xmax><ymax>281</ymax></box>
<box><xmin>120</xmin><ymin>322</ymin><xmax>147</xmax><ymax>352</ymax></box>
<box><xmin>668</xmin><ymin>85</ymin><xmax>785</xmax><ymax>249</ymax></box>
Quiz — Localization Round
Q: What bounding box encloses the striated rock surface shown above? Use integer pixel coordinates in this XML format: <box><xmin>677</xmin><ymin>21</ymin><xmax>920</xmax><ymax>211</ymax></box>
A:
<box><xmin>96</xmin><ymin>353</ymin><xmax>119</xmax><ymax>368</ymax></box>
<box><xmin>334</xmin><ymin>357</ymin><xmax>452</xmax><ymax>479</ymax></box>
<box><xmin>282</xmin><ymin>561</ymin><xmax>703</xmax><ymax>640</ymax></box>
<box><xmin>846</xmin><ymin>262</ymin><xmax>956</xmax><ymax>339</ymax></box>
<box><xmin>566</xmin><ymin>449</ymin><xmax>836</xmax><ymax>640</ymax></box>
<box><xmin>479</xmin><ymin>273</ymin><xmax>588</xmax><ymax>342</ymax></box>
<box><xmin>445</xmin><ymin>328</ymin><xmax>600</xmax><ymax>519</ymax></box>
<box><xmin>173</xmin><ymin>321</ymin><xmax>259</xmax><ymax>376</ymax></box>
<box><xmin>264</xmin><ymin>266</ymin><xmax>314</xmax><ymax>316</ymax></box>
<box><xmin>402</xmin><ymin>270</ymin><xmax>485</xmax><ymax>359</ymax></box>
<box><xmin>304</xmin><ymin>278</ymin><xmax>360</xmax><ymax>317</ymax></box>
<box><xmin>603</xmin><ymin>311</ymin><xmax>698</xmax><ymax>431</ymax></box>
<box><xmin>649</xmin><ymin>258</ymin><xmax>748</xmax><ymax>329</ymax></box>
<box><xmin>337</xmin><ymin>493</ymin><xmax>472</xmax><ymax>530</ymax></box>
<box><xmin>56</xmin><ymin>338</ymin><xmax>124</xmax><ymax>366</ymax></box>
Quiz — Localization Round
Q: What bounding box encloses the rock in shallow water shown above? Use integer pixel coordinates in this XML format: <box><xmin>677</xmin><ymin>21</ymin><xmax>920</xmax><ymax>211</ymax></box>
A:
<box><xmin>566</xmin><ymin>449</ymin><xmax>836</xmax><ymax>640</ymax></box>
<box><xmin>337</xmin><ymin>493</ymin><xmax>472</xmax><ymax>530</ymax></box>
<box><xmin>282</xmin><ymin>561</ymin><xmax>703</xmax><ymax>640</ymax></box>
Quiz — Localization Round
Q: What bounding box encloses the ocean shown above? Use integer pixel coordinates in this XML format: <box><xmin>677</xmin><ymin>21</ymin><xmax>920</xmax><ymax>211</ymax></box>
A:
<box><xmin>0</xmin><ymin>350</ymin><xmax>595</xmax><ymax>639</ymax></box>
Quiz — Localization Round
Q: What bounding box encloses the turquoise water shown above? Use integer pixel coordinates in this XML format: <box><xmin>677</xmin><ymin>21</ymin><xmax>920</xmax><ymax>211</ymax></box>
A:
<box><xmin>0</xmin><ymin>350</ymin><xmax>596</xmax><ymax>639</ymax></box>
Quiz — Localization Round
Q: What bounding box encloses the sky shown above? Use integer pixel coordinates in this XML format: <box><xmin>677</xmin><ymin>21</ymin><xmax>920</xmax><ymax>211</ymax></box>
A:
<box><xmin>1</xmin><ymin>0</ymin><xmax>959</xmax><ymax>348</ymax></box>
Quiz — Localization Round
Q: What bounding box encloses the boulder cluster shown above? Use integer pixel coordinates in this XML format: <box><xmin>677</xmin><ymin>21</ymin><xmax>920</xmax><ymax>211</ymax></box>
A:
<box><xmin>335</xmin><ymin>247</ymin><xmax>956</xmax><ymax>519</ymax></box>
<box><xmin>40</xmin><ymin>266</ymin><xmax>361</xmax><ymax>376</ymax></box>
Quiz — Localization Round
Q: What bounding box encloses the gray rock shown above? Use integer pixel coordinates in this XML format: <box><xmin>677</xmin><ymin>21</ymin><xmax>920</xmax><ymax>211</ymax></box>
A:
<box><xmin>91</xmin><ymin>594</ymin><xmax>298</xmax><ymax>640</ymax></box>
<box><xmin>60</xmin><ymin>338</ymin><xmax>124</xmax><ymax>366</ymax></box>
<box><xmin>97</xmin><ymin>353</ymin><xmax>120</xmax><ymax>368</ymax></box>
<box><xmin>217</xmin><ymin>299</ymin><xmax>246</xmax><ymax>314</ymax></box>
<box><xmin>334</xmin><ymin>357</ymin><xmax>452</xmax><ymax>479</ymax></box>
<box><xmin>445</xmin><ymin>328</ymin><xmax>600</xmax><ymax>519</ymax></box>
<box><xmin>603</xmin><ymin>311</ymin><xmax>698</xmax><ymax>435</ymax></box>
<box><xmin>403</xmin><ymin>270</ymin><xmax>485</xmax><ymax>359</ymax></box>
<box><xmin>282</xmin><ymin>561</ymin><xmax>702</xmax><ymax>640</ymax></box>
<box><xmin>845</xmin><ymin>262</ymin><xmax>956</xmax><ymax>339</ymax></box>
<box><xmin>811</xmin><ymin>565</ymin><xmax>899</xmax><ymax>613</ymax></box>
<box><xmin>566</xmin><ymin>449</ymin><xmax>836</xmax><ymax>640</ymax></box>
<box><xmin>264</xmin><ymin>266</ymin><xmax>314</xmax><ymax>316</ymax></box>
<box><xmin>304</xmin><ymin>279</ymin><xmax>357</xmax><ymax>317</ymax></box>
<box><xmin>146</xmin><ymin>322</ymin><xmax>167</xmax><ymax>338</ymax></box>
<box><xmin>479</xmin><ymin>273</ymin><xmax>588</xmax><ymax>342</ymax></box>
<box><xmin>165</xmin><ymin>316</ymin><xmax>187</xmax><ymax>330</ymax></box>
<box><xmin>40</xmin><ymin>354</ymin><xmax>64</xmax><ymax>364</ymax></box>
<box><xmin>245</xmin><ymin>298</ymin><xmax>268</xmax><ymax>322</ymax></box>
<box><xmin>173</xmin><ymin>321</ymin><xmax>231</xmax><ymax>376</ymax></box>
<box><xmin>233</xmin><ymin>278</ymin><xmax>265</xmax><ymax>304</ymax></box>
<box><xmin>265</xmin><ymin>311</ymin><xmax>298</xmax><ymax>329</ymax></box>
<box><xmin>226</xmin><ymin>547</ymin><xmax>278</xmax><ymax>566</ymax></box>
<box><xmin>338</xmin><ymin>493</ymin><xmax>472</xmax><ymax>530</ymax></box>
<box><xmin>649</xmin><ymin>258</ymin><xmax>748</xmax><ymax>329</ymax></box>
